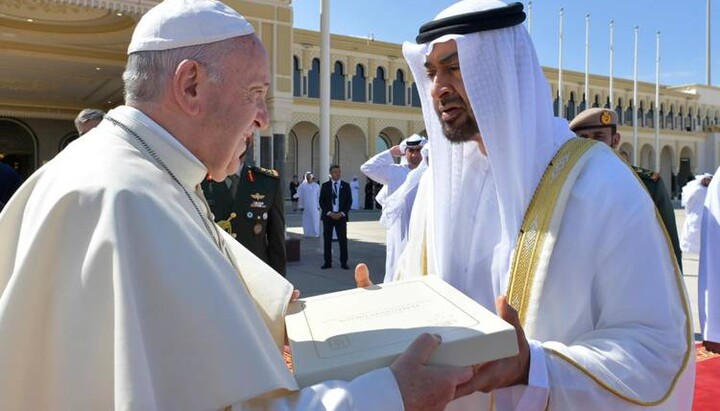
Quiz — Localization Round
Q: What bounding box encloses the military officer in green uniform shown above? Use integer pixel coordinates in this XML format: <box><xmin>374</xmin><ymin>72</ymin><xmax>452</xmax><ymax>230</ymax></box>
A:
<box><xmin>202</xmin><ymin>163</ymin><xmax>287</xmax><ymax>276</ymax></box>
<box><xmin>569</xmin><ymin>107</ymin><xmax>682</xmax><ymax>271</ymax></box>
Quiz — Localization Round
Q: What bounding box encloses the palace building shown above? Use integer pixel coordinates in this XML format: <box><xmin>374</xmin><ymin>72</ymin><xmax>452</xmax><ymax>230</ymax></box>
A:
<box><xmin>2</xmin><ymin>0</ymin><xmax>719</xmax><ymax>202</ymax></box>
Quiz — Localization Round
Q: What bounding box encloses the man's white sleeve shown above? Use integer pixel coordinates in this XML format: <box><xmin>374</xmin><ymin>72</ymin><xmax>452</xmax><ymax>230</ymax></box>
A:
<box><xmin>237</xmin><ymin>368</ymin><xmax>403</xmax><ymax>411</ymax></box>
<box><xmin>360</xmin><ymin>150</ymin><xmax>395</xmax><ymax>185</ymax></box>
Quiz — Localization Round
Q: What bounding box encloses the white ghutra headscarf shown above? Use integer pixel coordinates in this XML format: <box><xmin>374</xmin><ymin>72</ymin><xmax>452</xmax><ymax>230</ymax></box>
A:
<box><xmin>403</xmin><ymin>0</ymin><xmax>573</xmax><ymax>295</ymax></box>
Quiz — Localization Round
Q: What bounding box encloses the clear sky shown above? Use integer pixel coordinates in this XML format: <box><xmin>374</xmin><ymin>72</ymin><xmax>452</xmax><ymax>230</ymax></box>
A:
<box><xmin>292</xmin><ymin>0</ymin><xmax>715</xmax><ymax>87</ymax></box>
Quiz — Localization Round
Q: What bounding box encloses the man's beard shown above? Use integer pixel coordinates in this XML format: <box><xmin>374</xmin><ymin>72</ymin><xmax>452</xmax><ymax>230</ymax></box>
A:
<box><xmin>435</xmin><ymin>96</ymin><xmax>480</xmax><ymax>144</ymax></box>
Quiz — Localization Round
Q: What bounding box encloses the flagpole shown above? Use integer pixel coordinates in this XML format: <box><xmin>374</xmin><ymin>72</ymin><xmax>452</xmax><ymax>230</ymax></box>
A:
<box><xmin>633</xmin><ymin>25</ymin><xmax>639</xmax><ymax>166</ymax></box>
<box><xmin>558</xmin><ymin>8</ymin><xmax>564</xmax><ymax>118</ymax></box>
<box><xmin>609</xmin><ymin>20</ymin><xmax>614</xmax><ymax>110</ymax></box>
<box><xmin>707</xmin><ymin>0</ymin><xmax>712</xmax><ymax>86</ymax></box>
<box><xmin>655</xmin><ymin>31</ymin><xmax>661</xmax><ymax>172</ymax></box>
<box><xmin>528</xmin><ymin>1</ymin><xmax>533</xmax><ymax>35</ymax></box>
<box><xmin>319</xmin><ymin>0</ymin><xmax>330</xmax><ymax>181</ymax></box>
<box><xmin>584</xmin><ymin>13</ymin><xmax>590</xmax><ymax>111</ymax></box>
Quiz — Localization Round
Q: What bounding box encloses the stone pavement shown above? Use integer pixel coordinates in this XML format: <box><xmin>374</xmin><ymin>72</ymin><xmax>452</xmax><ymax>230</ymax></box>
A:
<box><xmin>284</xmin><ymin>207</ymin><xmax>702</xmax><ymax>337</ymax></box>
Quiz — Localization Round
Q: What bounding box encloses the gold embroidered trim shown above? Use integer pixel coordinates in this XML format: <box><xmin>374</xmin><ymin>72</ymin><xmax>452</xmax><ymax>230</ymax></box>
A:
<box><xmin>507</xmin><ymin>138</ymin><xmax>692</xmax><ymax>405</ymax></box>
<box><xmin>506</xmin><ymin>138</ymin><xmax>595</xmax><ymax>325</ymax></box>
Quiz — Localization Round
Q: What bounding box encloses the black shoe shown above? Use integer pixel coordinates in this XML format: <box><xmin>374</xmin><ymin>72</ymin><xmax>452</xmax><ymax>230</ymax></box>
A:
<box><xmin>341</xmin><ymin>264</ymin><xmax>350</xmax><ymax>270</ymax></box>
<box><xmin>321</xmin><ymin>264</ymin><xmax>332</xmax><ymax>269</ymax></box>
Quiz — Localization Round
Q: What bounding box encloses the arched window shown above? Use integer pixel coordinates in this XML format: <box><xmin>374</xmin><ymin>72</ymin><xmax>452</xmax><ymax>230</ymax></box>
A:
<box><xmin>352</xmin><ymin>64</ymin><xmax>366</xmax><ymax>102</ymax></box>
<box><xmin>625</xmin><ymin>101</ymin><xmax>634</xmax><ymax>126</ymax></box>
<box><xmin>392</xmin><ymin>69</ymin><xmax>406</xmax><ymax>106</ymax></box>
<box><xmin>578</xmin><ymin>93</ymin><xmax>587</xmax><ymax>113</ymax></box>
<box><xmin>308</xmin><ymin>58</ymin><xmax>320</xmax><ymax>98</ymax></box>
<box><xmin>376</xmin><ymin>133</ymin><xmax>391</xmax><ymax>153</ymax></box>
<box><xmin>372</xmin><ymin>67</ymin><xmax>386</xmax><ymax>104</ymax></box>
<box><xmin>411</xmin><ymin>83</ymin><xmax>421</xmax><ymax>107</ymax></box>
<box><xmin>566</xmin><ymin>92</ymin><xmax>576</xmax><ymax>120</ymax></box>
<box><xmin>293</xmin><ymin>56</ymin><xmax>302</xmax><ymax>97</ymax></box>
<box><xmin>331</xmin><ymin>61</ymin><xmax>345</xmax><ymax>100</ymax></box>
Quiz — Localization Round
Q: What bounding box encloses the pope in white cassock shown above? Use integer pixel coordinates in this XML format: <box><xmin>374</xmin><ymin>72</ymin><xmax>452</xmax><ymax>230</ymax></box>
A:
<box><xmin>361</xmin><ymin>134</ymin><xmax>427</xmax><ymax>281</ymax></box>
<box><xmin>680</xmin><ymin>173</ymin><xmax>712</xmax><ymax>254</ymax></box>
<box><xmin>295</xmin><ymin>172</ymin><xmax>321</xmax><ymax>238</ymax></box>
<box><xmin>0</xmin><ymin>1</ymin><xmax>474</xmax><ymax>410</ymax></box>
<box><xmin>699</xmin><ymin>166</ymin><xmax>720</xmax><ymax>354</ymax></box>
<box><xmin>390</xmin><ymin>1</ymin><xmax>695</xmax><ymax>410</ymax></box>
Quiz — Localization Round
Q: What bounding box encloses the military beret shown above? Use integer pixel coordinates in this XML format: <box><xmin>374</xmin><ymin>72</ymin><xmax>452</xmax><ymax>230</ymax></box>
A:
<box><xmin>568</xmin><ymin>108</ymin><xmax>618</xmax><ymax>132</ymax></box>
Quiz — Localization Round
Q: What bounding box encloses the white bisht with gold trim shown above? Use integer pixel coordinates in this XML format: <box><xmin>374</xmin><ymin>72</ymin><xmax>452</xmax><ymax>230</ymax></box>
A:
<box><xmin>397</xmin><ymin>0</ymin><xmax>694</xmax><ymax>408</ymax></box>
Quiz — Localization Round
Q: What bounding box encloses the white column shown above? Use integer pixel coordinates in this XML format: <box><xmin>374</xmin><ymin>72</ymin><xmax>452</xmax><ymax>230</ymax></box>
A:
<box><xmin>707</xmin><ymin>0</ymin><xmax>712</xmax><ymax>86</ymax></box>
<box><xmin>584</xmin><ymin>13</ymin><xmax>590</xmax><ymax>111</ymax></box>
<box><xmin>609</xmin><ymin>20</ymin><xmax>614</xmax><ymax>110</ymax></box>
<box><xmin>633</xmin><ymin>25</ymin><xmax>639</xmax><ymax>166</ymax></box>
<box><xmin>558</xmin><ymin>8</ymin><xmax>564</xmax><ymax>118</ymax></box>
<box><xmin>320</xmin><ymin>0</ymin><xmax>331</xmax><ymax>181</ymax></box>
<box><xmin>655</xmin><ymin>31</ymin><xmax>661</xmax><ymax>172</ymax></box>
<box><xmin>527</xmin><ymin>1</ymin><xmax>533</xmax><ymax>35</ymax></box>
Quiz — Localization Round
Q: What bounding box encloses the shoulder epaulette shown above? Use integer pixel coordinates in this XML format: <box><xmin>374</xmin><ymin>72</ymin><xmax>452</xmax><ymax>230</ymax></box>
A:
<box><xmin>250</xmin><ymin>165</ymin><xmax>280</xmax><ymax>179</ymax></box>
<box><xmin>632</xmin><ymin>166</ymin><xmax>660</xmax><ymax>182</ymax></box>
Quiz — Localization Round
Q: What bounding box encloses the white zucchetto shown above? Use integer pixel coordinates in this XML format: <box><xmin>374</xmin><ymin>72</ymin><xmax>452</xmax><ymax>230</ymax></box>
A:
<box><xmin>128</xmin><ymin>0</ymin><xmax>255</xmax><ymax>54</ymax></box>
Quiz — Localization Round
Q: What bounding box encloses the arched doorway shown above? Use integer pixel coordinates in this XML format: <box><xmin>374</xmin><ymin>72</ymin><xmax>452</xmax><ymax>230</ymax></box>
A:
<box><xmin>618</xmin><ymin>142</ymin><xmax>633</xmax><ymax>164</ymax></box>
<box><xmin>0</xmin><ymin>118</ymin><xmax>37</xmax><ymax>179</ymax></box>
<box><xmin>334</xmin><ymin>124</ymin><xmax>366</xmax><ymax>179</ymax></box>
<box><xmin>288</xmin><ymin>121</ymin><xmax>320</xmax><ymax>182</ymax></box>
<box><xmin>640</xmin><ymin>144</ymin><xmax>655</xmax><ymax>170</ymax></box>
<box><xmin>660</xmin><ymin>145</ymin><xmax>674</xmax><ymax>197</ymax></box>
<box><xmin>678</xmin><ymin>146</ymin><xmax>694</xmax><ymax>190</ymax></box>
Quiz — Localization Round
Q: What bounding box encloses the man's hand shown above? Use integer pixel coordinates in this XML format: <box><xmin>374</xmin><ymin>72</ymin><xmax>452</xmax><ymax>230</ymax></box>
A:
<box><xmin>454</xmin><ymin>295</ymin><xmax>530</xmax><ymax>397</ymax></box>
<box><xmin>392</xmin><ymin>333</ymin><xmax>474</xmax><ymax>411</ymax></box>
<box><xmin>390</xmin><ymin>145</ymin><xmax>404</xmax><ymax>157</ymax></box>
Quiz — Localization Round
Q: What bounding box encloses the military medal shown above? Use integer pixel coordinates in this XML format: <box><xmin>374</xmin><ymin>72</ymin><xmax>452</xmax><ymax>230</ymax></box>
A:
<box><xmin>262</xmin><ymin>212</ymin><xmax>268</xmax><ymax>220</ymax></box>
<box><xmin>247</xmin><ymin>169</ymin><xmax>255</xmax><ymax>183</ymax></box>
<box><xmin>253</xmin><ymin>222</ymin><xmax>262</xmax><ymax>235</ymax></box>
<box><xmin>246</xmin><ymin>211</ymin><xmax>253</xmax><ymax>219</ymax></box>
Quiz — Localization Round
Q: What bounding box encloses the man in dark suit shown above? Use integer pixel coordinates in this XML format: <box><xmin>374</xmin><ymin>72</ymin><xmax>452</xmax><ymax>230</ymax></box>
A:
<box><xmin>319</xmin><ymin>165</ymin><xmax>352</xmax><ymax>269</ymax></box>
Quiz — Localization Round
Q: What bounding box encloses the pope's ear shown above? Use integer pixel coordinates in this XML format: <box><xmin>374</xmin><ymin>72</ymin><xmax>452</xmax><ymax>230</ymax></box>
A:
<box><xmin>172</xmin><ymin>59</ymin><xmax>202</xmax><ymax>115</ymax></box>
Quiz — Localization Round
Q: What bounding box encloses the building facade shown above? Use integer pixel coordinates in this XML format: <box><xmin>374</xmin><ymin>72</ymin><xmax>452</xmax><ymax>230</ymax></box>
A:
<box><xmin>2</xmin><ymin>0</ymin><xmax>719</xmax><ymax>203</ymax></box>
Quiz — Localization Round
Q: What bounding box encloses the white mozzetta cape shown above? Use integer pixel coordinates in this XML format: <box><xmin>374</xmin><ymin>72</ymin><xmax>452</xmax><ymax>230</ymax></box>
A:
<box><xmin>0</xmin><ymin>107</ymin><xmax>401</xmax><ymax>411</ymax></box>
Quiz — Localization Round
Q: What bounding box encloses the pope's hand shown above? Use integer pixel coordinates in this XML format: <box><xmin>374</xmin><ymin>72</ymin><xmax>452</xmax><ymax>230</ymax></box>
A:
<box><xmin>354</xmin><ymin>263</ymin><xmax>373</xmax><ymax>288</ymax></box>
<box><xmin>454</xmin><ymin>295</ymin><xmax>530</xmax><ymax>397</ymax></box>
<box><xmin>392</xmin><ymin>333</ymin><xmax>474</xmax><ymax>411</ymax></box>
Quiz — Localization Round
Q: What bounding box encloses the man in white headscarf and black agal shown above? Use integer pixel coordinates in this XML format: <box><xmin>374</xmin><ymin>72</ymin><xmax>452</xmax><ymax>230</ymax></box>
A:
<box><xmin>391</xmin><ymin>1</ymin><xmax>694</xmax><ymax>409</ymax></box>
<box><xmin>0</xmin><ymin>0</ymin><xmax>474</xmax><ymax>410</ymax></box>
<box><xmin>361</xmin><ymin>134</ymin><xmax>428</xmax><ymax>281</ymax></box>
<box><xmin>699</xmin><ymin>166</ymin><xmax>720</xmax><ymax>354</ymax></box>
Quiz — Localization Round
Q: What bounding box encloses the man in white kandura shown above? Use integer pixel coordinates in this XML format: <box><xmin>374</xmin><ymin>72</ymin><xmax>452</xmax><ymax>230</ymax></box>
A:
<box><xmin>350</xmin><ymin>176</ymin><xmax>361</xmax><ymax>210</ymax></box>
<box><xmin>386</xmin><ymin>1</ymin><xmax>694</xmax><ymax>409</ymax></box>
<box><xmin>295</xmin><ymin>171</ymin><xmax>321</xmax><ymax>238</ymax></box>
<box><xmin>681</xmin><ymin>173</ymin><xmax>713</xmax><ymax>255</ymax></box>
<box><xmin>699</xmin><ymin>166</ymin><xmax>720</xmax><ymax>354</ymax></box>
<box><xmin>0</xmin><ymin>1</ymin><xmax>474</xmax><ymax>410</ymax></box>
<box><xmin>361</xmin><ymin>134</ymin><xmax>427</xmax><ymax>280</ymax></box>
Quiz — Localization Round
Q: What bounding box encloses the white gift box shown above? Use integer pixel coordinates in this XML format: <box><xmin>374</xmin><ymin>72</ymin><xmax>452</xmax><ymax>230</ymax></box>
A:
<box><xmin>286</xmin><ymin>276</ymin><xmax>519</xmax><ymax>387</ymax></box>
